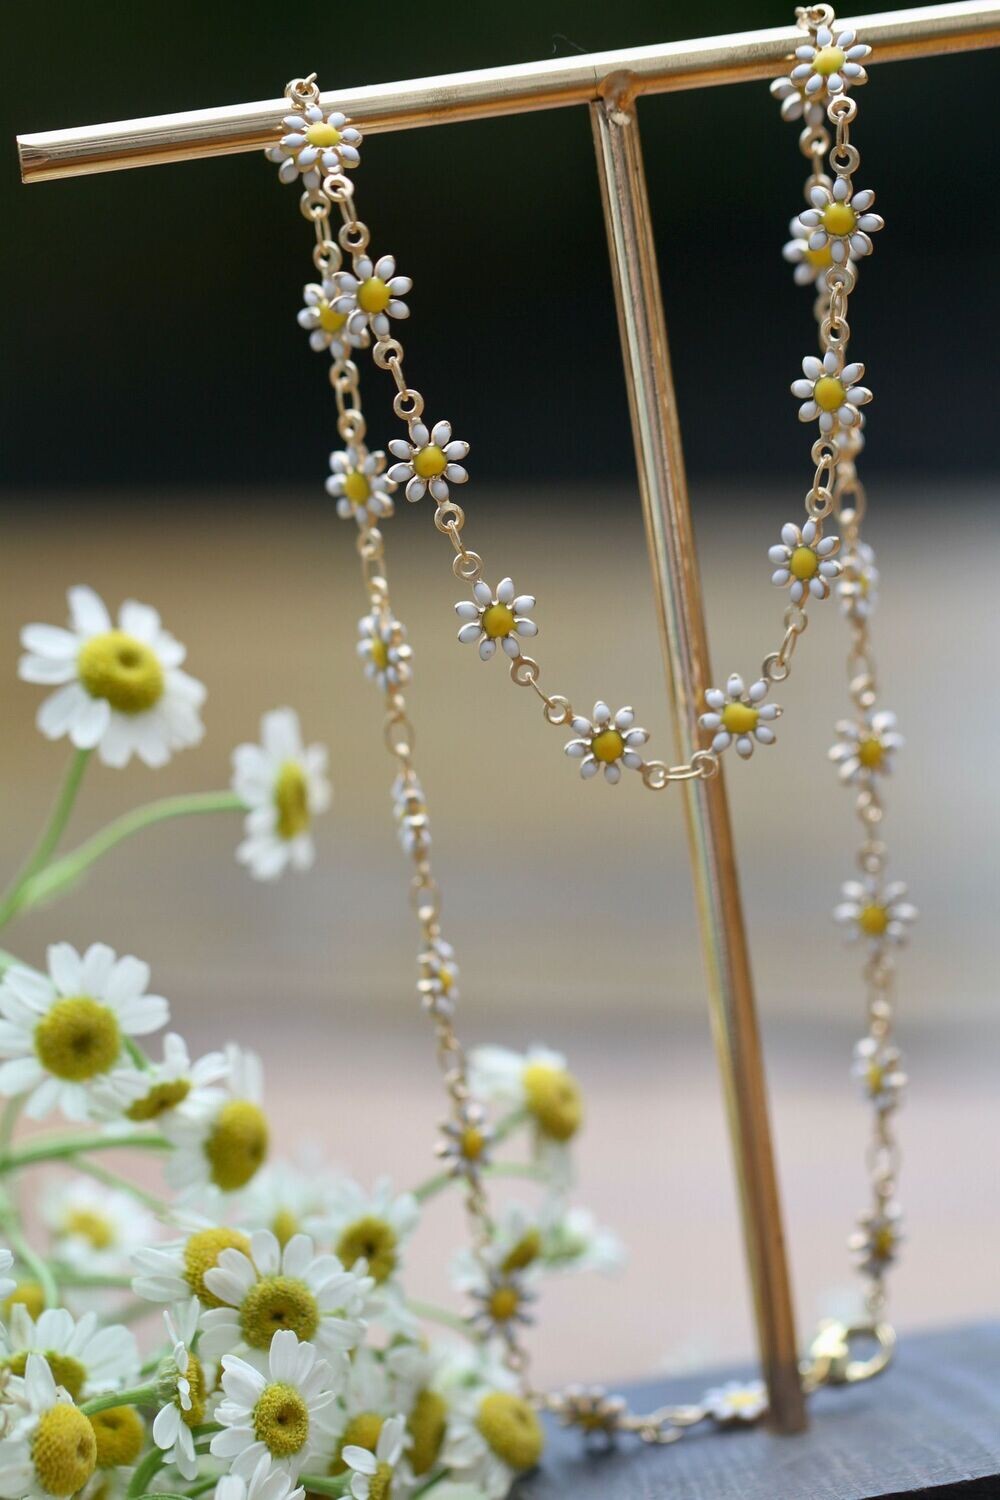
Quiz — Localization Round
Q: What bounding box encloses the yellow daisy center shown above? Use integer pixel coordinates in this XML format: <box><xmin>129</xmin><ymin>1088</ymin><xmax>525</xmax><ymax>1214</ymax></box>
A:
<box><xmin>317</xmin><ymin>299</ymin><xmax>347</xmax><ymax>335</ymax></box>
<box><xmin>857</xmin><ymin>736</ymin><xmax>885</xmax><ymax>769</ymax></box>
<box><xmin>183</xmin><ymin>1226</ymin><xmax>252</xmax><ymax>1307</ymax></box>
<box><xmin>4</xmin><ymin>1352</ymin><xmax>86</xmax><ymax>1403</ymax></box>
<box><xmin>721</xmin><ymin>702</ymin><xmax>758</xmax><ymax>735</ymax></box>
<box><xmin>253</xmin><ymin>1383</ymin><xmax>310</xmax><ymax>1458</ymax></box>
<box><xmin>789</xmin><ymin>545</ymin><xmax>819</xmax><ymax>581</ymax></box>
<box><xmin>63</xmin><ymin>1208</ymin><xmax>114</xmax><ymax>1250</ymax></box>
<box><xmin>859</xmin><ymin>903</ymin><xmax>889</xmax><ymax>937</ymax></box>
<box><xmin>178</xmin><ymin>1354</ymin><xmax>206</xmax><ymax>1428</ymax></box>
<box><xmin>476</xmin><ymin>1392</ymin><xmax>544</xmax><ymax>1471</ymax></box>
<box><xmin>488</xmin><ymin>1285</ymin><xmax>521</xmax><ymax>1323</ymax></box>
<box><xmin>31</xmin><ymin>1403</ymin><xmax>97</xmax><ymax>1497</ymax></box>
<box><xmin>125</xmin><ymin>1077</ymin><xmax>191</xmax><ymax>1122</ymax></box>
<box><xmin>813</xmin><ymin>45</ymin><xmax>846</xmax><ymax>76</ymax></box>
<box><xmin>866</xmin><ymin>1061</ymin><xmax>884</xmax><ymax>1094</ymax></box>
<box><xmin>343</xmin><ymin>469</ymin><xmax>371</xmax><ymax>506</ymax></box>
<box><xmin>4</xmin><ymin>1282</ymin><xmax>45</xmax><ymax>1320</ymax></box>
<box><xmin>369</xmin><ymin>637</ymin><xmax>390</xmax><ymax>672</ymax></box>
<box><xmin>275</xmin><ymin>762</ymin><xmax>310</xmax><ymax>842</ymax></box>
<box><xmin>412</xmin><ymin>444</ymin><xmax>447</xmax><ymax>479</ymax></box>
<box><xmin>814</xmin><ymin>376</ymin><xmax>846</xmax><ymax>413</ymax></box>
<box><xmin>591</xmin><ymin>728</ymin><xmax>624</xmax><ymax>764</ymax></box>
<box><xmin>305</xmin><ymin>122</ymin><xmax>340</xmax><ymax>148</ymax></box>
<box><xmin>407</xmin><ymin>1389</ymin><xmax>447</xmax><ymax>1476</ymax></box>
<box><xmin>482</xmin><ymin>603</ymin><xmax>515</xmax><ymax>640</ymax></box>
<box><xmin>523</xmin><ymin>1063</ymin><xmax>583</xmax><ymax>1142</ymax></box>
<box><xmin>460</xmin><ymin>1125</ymin><xmax>486</xmax><ymax>1161</ymax></box>
<box><xmin>34</xmin><ymin>998</ymin><xmax>120</xmax><ymax>1082</ymax></box>
<box><xmin>335</xmin><ymin>1216</ymin><xmax>398</xmax><ymax>1284</ymax></box>
<box><xmin>77</xmin><ymin>631</ymin><xmax>164</xmax><ymax>715</ymax></box>
<box><xmin>357</xmin><ymin>277</ymin><xmax>391</xmax><ymax>315</ymax></box>
<box><xmin>502</xmin><ymin>1229</ymin><xmax>542</xmax><ymax>1274</ymax></box>
<box><xmin>272</xmin><ymin>1208</ymin><xmax>299</xmax><ymax>1248</ymax></box>
<box><xmin>727</xmin><ymin>1388</ymin><xmax>763</xmax><ymax>1413</ymax></box>
<box><xmin>437</xmin><ymin>965</ymin><xmax>455</xmax><ymax>993</ymax></box>
<box><xmin>88</xmin><ymin>1406</ymin><xmax>145</xmax><ymax>1468</ymax></box>
<box><xmin>369</xmin><ymin>1461</ymin><xmax>394</xmax><ymax>1500</ymax></box>
<box><xmin>239</xmin><ymin>1274</ymin><xmax>318</xmax><ymax>1349</ymax></box>
<box><xmin>330</xmin><ymin>1412</ymin><xmax>384</xmax><ymax>1474</ymax></box>
<box><xmin>822</xmin><ymin>201</ymin><xmax>857</xmax><ymax>237</ymax></box>
<box><xmin>204</xmin><ymin>1099</ymin><xmax>268</xmax><ymax>1190</ymax></box>
<box><xmin>804</xmin><ymin>243</ymin><xmax>833</xmax><ymax>270</ymax></box>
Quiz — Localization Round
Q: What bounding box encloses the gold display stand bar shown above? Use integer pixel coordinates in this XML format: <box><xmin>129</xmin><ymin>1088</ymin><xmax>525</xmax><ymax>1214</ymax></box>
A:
<box><xmin>15</xmin><ymin>2</ymin><xmax>999</xmax><ymax>1437</ymax></box>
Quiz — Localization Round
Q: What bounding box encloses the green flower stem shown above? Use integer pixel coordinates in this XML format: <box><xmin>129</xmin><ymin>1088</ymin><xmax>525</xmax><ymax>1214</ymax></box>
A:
<box><xmin>0</xmin><ymin>1193</ymin><xmax>58</xmax><ymax>1308</ymax></box>
<box><xmin>13</xmin><ymin>791</ymin><xmax>245</xmax><ymax>915</ymax></box>
<box><xmin>0</xmin><ymin>749</ymin><xmax>92</xmax><ymax>927</ymax></box>
<box><xmin>0</xmin><ymin>1131</ymin><xmax>170</xmax><ymax>1173</ymax></box>
<box><xmin>297</xmin><ymin>1477</ymin><xmax>351</xmax><ymax>1497</ymax></box>
<box><xmin>406</xmin><ymin>1298</ymin><xmax>476</xmax><ymax>1339</ymax></box>
<box><xmin>127</xmin><ymin>1445</ymin><xmax>169</xmax><ymax>1499</ymax></box>
<box><xmin>52</xmin><ymin>1266</ymin><xmax>134</xmax><ymax>1289</ymax></box>
<box><xmin>185</xmin><ymin>1478</ymin><xmax>223</xmax><ymax>1498</ymax></box>
<box><xmin>72</xmin><ymin>1153</ymin><xmax>169</xmax><ymax>1215</ymax></box>
<box><xmin>413</xmin><ymin>1474</ymin><xmax>454</xmax><ymax>1498</ymax></box>
<box><xmin>82</xmin><ymin>1383</ymin><xmax>159</xmax><ymax>1416</ymax></box>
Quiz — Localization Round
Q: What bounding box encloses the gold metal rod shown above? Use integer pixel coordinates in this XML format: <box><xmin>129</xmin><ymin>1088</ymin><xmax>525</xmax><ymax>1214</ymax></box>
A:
<box><xmin>590</xmin><ymin>88</ymin><xmax>807</xmax><ymax>1434</ymax></box>
<box><xmin>16</xmin><ymin>2</ymin><xmax>1000</xmax><ymax>182</ymax></box>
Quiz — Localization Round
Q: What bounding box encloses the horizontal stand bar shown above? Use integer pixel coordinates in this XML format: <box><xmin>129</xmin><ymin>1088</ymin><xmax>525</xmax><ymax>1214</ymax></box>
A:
<box><xmin>16</xmin><ymin>3</ymin><xmax>1000</xmax><ymax>182</ymax></box>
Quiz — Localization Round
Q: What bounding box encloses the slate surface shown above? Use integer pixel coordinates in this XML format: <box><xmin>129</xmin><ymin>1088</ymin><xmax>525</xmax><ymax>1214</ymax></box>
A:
<box><xmin>512</xmin><ymin>1322</ymin><xmax>1000</xmax><ymax>1499</ymax></box>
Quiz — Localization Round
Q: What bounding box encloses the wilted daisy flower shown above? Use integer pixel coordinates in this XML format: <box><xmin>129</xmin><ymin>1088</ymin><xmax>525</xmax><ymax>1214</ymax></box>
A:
<box><xmin>331</xmin><ymin>255</ymin><xmax>412</xmax><ymax>342</ymax></box>
<box><xmin>0</xmin><ymin>1353</ymin><xmax>97</xmax><ymax>1500</ymax></box>
<box><xmin>267</xmin><ymin>107</ymin><xmax>361</xmax><ymax>187</ymax></box>
<box><xmin>563</xmin><ymin>702</ymin><xmax>648</xmax><ymax>784</ymax></box>
<box><xmin>325</xmin><ymin>1178</ymin><xmax>420</xmax><ymax>1292</ymax></box>
<box><xmin>850</xmin><ymin>1202</ymin><xmax>903</xmax><ymax>1276</ymax></box>
<box><xmin>702</xmin><ymin>1379</ymin><xmax>768</xmax><ymax>1425</ymax></box>
<box><xmin>93</xmin><ymin>1031</ymin><xmax>230</xmax><ymax>1128</ymax></box>
<box><xmin>699</xmin><ymin>675</ymin><xmax>780</xmax><ymax>759</ymax></box>
<box><xmin>341</xmin><ymin>1412</ymin><xmax>411</xmax><ymax>1500</ymax></box>
<box><xmin>436</xmin><ymin>1100</ymin><xmax>495</xmax><ymax>1181</ymax></box>
<box><xmin>161</xmin><ymin>1046</ymin><xmax>269</xmax><ymax>1197</ymax></box>
<box><xmin>19</xmin><ymin>586</ymin><xmax>205</xmax><ymax>768</ymax></box>
<box><xmin>417</xmin><ymin>937</ymin><xmax>459</xmax><ymax>1017</ymax></box>
<box><xmin>769</xmin><ymin>519</ymin><xmax>841</xmax><ymax>602</ymax></box>
<box><xmin>387</xmin><ymin>420</ymin><xmax>469</xmax><ymax>503</ymax></box>
<box><xmin>357</xmin><ymin>611</ymin><xmax>412</xmax><ymax>691</ymax></box>
<box><xmin>443</xmin><ymin>1367</ymin><xmax>545</xmax><ymax>1498</ymax></box>
<box><xmin>834</xmin><ymin>877</ymin><xmax>917</xmax><ymax>945</ymax></box>
<box><xmin>216</xmin><ymin>1452</ymin><xmax>305</xmax><ymax>1500</ymax></box>
<box><xmin>829</xmin><ymin>709</ymin><xmax>903</xmax><ymax>783</ymax></box>
<box><xmin>455</xmin><ymin>578</ymin><xmax>538</xmax><ymax>662</ymax></box>
<box><xmin>769</xmin><ymin>75</ymin><xmax>825</xmax><ymax>126</ymax></box>
<box><xmin>1</xmin><ymin>1305</ymin><xmax>139</xmax><ymax>1400</ymax></box>
<box><xmin>150</xmin><ymin>1298</ymin><xmax>205</xmax><ymax>1479</ymax></box>
<box><xmin>198</xmin><ymin>1229</ymin><xmax>371</xmax><ymax>1367</ymax></box>
<box><xmin>43</xmin><ymin>1179</ymin><xmax>157</xmax><ymax>1277</ymax></box>
<box><xmin>792</xmin><ymin>352</ymin><xmax>872</xmax><ymax>435</ymax></box>
<box><xmin>852</xmin><ymin>1037</ymin><xmax>907</xmax><ymax>1110</ymax></box>
<box><xmin>391</xmin><ymin>774</ymin><xmax>430</xmax><ymax>858</ymax></box>
<box><xmin>790</xmin><ymin>25</ymin><xmax>871</xmax><ymax>97</ymax></box>
<box><xmin>298</xmin><ymin>280</ymin><xmax>366</xmax><ymax>358</ymax></box>
<box><xmin>133</xmin><ymin>1223</ymin><xmax>252</xmax><ymax>1306</ymax></box>
<box><xmin>0</xmin><ymin>943</ymin><xmax>168</xmax><ymax>1122</ymax></box>
<box><xmin>232</xmin><ymin>709</ymin><xmax>331</xmax><ymax>881</ymax></box>
<box><xmin>470</xmin><ymin>1045</ymin><xmax>583</xmax><ymax>1146</ymax></box>
<box><xmin>798</xmin><ymin>180</ymin><xmax>883</xmax><ymax>264</ymax></box>
<box><xmin>327</xmin><ymin>445</ymin><xmax>395</xmax><ymax>527</ymax></box>
<box><xmin>211</xmin><ymin>1329</ymin><xmax>338</xmax><ymax>1482</ymax></box>
<box><xmin>838</xmin><ymin>538</ymin><xmax>879</xmax><ymax>621</ymax></box>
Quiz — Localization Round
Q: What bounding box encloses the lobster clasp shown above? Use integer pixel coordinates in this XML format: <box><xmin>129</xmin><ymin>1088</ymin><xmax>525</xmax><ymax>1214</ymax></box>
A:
<box><xmin>804</xmin><ymin>1319</ymin><xmax>896</xmax><ymax>1389</ymax></box>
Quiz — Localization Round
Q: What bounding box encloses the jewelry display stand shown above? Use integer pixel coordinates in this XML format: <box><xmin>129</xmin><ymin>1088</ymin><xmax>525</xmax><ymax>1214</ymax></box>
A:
<box><xmin>14</xmin><ymin>4</ymin><xmax>1000</xmax><ymax>1479</ymax></box>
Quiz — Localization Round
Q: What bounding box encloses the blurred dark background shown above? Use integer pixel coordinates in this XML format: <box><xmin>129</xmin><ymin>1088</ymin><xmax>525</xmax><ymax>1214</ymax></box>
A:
<box><xmin>2</xmin><ymin>0</ymin><xmax>998</xmax><ymax>491</ymax></box>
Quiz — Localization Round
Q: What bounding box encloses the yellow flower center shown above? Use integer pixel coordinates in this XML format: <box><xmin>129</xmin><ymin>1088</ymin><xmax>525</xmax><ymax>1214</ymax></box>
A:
<box><xmin>305</xmin><ymin>122</ymin><xmax>340</xmax><ymax>148</ymax></box>
<box><xmin>369</xmin><ymin>637</ymin><xmax>390</xmax><ymax>672</ymax></box>
<box><xmin>88</xmin><ymin>1406</ymin><xmax>145</xmax><ymax>1468</ymax></box>
<box><xmin>407</xmin><ymin>1389</ymin><xmax>447</xmax><ymax>1476</ymax></box>
<box><xmin>77</xmin><ymin>631</ymin><xmax>164</xmax><ymax>715</ymax></box>
<box><xmin>34</xmin><ymin>998</ymin><xmax>120</xmax><ymax>1082</ymax></box>
<box><xmin>204</xmin><ymin>1100</ymin><xmax>269</xmax><ymax>1191</ymax></box>
<box><xmin>437</xmin><ymin>965</ymin><xmax>454</xmax><ymax>993</ymax></box>
<box><xmin>343</xmin><ymin>469</ymin><xmax>371</xmax><ymax>506</ymax></box>
<box><xmin>789</xmin><ymin>545</ymin><xmax>819</xmax><ymax>581</ymax></box>
<box><xmin>357</xmin><ymin>277</ymin><xmax>391</xmax><ymax>314</ymax></box>
<box><xmin>239</xmin><ymin>1274</ymin><xmax>318</xmax><ymax>1349</ymax></box>
<box><xmin>272</xmin><ymin>1208</ymin><xmax>299</xmax><ymax>1248</ymax></box>
<box><xmin>859</xmin><ymin>903</ymin><xmax>889</xmax><ymax>937</ymax></box>
<box><xmin>183</xmin><ymin>1226</ymin><xmax>252</xmax><ymax>1307</ymax></box>
<box><xmin>412</xmin><ymin>444</ymin><xmax>447</xmax><ymax>479</ymax></box>
<box><xmin>4</xmin><ymin>1282</ymin><xmax>45</xmax><ymax>1320</ymax></box>
<box><xmin>253</xmin><ymin>1383</ymin><xmax>310</xmax><ymax>1458</ymax></box>
<box><xmin>814</xmin><ymin>376</ymin><xmax>846</xmax><ymax>413</ymax></box>
<box><xmin>857</xmin><ymin>736</ymin><xmax>885</xmax><ymax>769</ymax></box>
<box><xmin>275</xmin><ymin>762</ymin><xmax>310</xmax><ymax>842</ymax></box>
<box><xmin>369</xmin><ymin>1462</ymin><xmax>394</xmax><ymax>1500</ymax></box>
<box><xmin>4</xmin><ymin>1352</ymin><xmax>87</xmax><ymax>1403</ymax></box>
<box><xmin>482</xmin><ymin>603</ymin><xmax>515</xmax><ymax>640</ymax></box>
<box><xmin>31</xmin><ymin>1403</ymin><xmax>97</xmax><ymax>1497</ymax></box>
<box><xmin>64</xmin><ymin>1208</ymin><xmax>114</xmax><ymax>1250</ymax></box>
<box><xmin>460</xmin><ymin>1126</ymin><xmax>486</xmax><ymax>1161</ymax></box>
<box><xmin>488</xmin><ymin>1285</ymin><xmax>521</xmax><ymax>1322</ymax></box>
<box><xmin>872</xmin><ymin>1225</ymin><xmax>896</xmax><ymax>1258</ymax></box>
<box><xmin>523</xmin><ymin>1063</ymin><xmax>583</xmax><ymax>1142</ymax></box>
<box><xmin>317</xmin><ymin>299</ymin><xmax>347</xmax><ymax>335</ymax></box>
<box><xmin>501</xmin><ymin>1229</ymin><xmax>542</xmax><ymax>1274</ymax></box>
<box><xmin>179</xmin><ymin>1354</ymin><xmax>206</xmax><ymax>1428</ymax></box>
<box><xmin>591</xmin><ymin>728</ymin><xmax>624</xmax><ymax>764</ymax></box>
<box><xmin>335</xmin><ymin>1216</ymin><xmax>398</xmax><ymax>1285</ymax></box>
<box><xmin>813</xmin><ymin>45</ymin><xmax>846</xmax><ymax>76</ymax></box>
<box><xmin>866</xmin><ymin>1062</ymin><xmax>884</xmax><ymax>1094</ymax></box>
<box><xmin>330</xmin><ymin>1412</ymin><xmax>384</xmax><ymax>1474</ymax></box>
<box><xmin>727</xmin><ymin>1388</ymin><xmax>763</xmax><ymax>1412</ymax></box>
<box><xmin>804</xmin><ymin>243</ymin><xmax>833</xmax><ymax>269</ymax></box>
<box><xmin>822</xmin><ymin>201</ymin><xmax>857</xmax><ymax>236</ymax></box>
<box><xmin>721</xmin><ymin>702</ymin><xmax>758</xmax><ymax>735</ymax></box>
<box><xmin>476</xmin><ymin>1392</ymin><xmax>545</xmax><ymax>1471</ymax></box>
<box><xmin>125</xmin><ymin>1077</ymin><xmax>191</xmax><ymax>1122</ymax></box>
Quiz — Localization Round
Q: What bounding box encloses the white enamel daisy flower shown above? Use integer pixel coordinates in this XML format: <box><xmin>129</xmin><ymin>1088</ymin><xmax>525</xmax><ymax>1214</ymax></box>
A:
<box><xmin>342</xmin><ymin>1412</ymin><xmax>412</xmax><ymax>1500</ymax></box>
<box><xmin>92</xmin><ymin>1030</ymin><xmax>230</xmax><ymax>1128</ymax></box>
<box><xmin>0</xmin><ymin>943</ymin><xmax>169</xmax><ymax>1122</ymax></box>
<box><xmin>387</xmin><ymin>421</ymin><xmax>469</xmax><ymax>504</ymax></box>
<box><xmin>852</xmin><ymin>1037</ymin><xmax>907</xmax><ymax>1110</ymax></box>
<box><xmin>43</xmin><ymin>1178</ymin><xmax>157</xmax><ymax>1277</ymax></box>
<box><xmin>791</xmin><ymin>26</ymin><xmax>871</xmax><ymax>97</ymax></box>
<box><xmin>829</xmin><ymin>709</ymin><xmax>903</xmax><ymax>782</ymax></box>
<box><xmin>152</xmin><ymin>1298</ymin><xmax>205</xmax><ymax>1480</ymax></box>
<box><xmin>232</xmin><ymin>708</ymin><xmax>331</xmax><ymax>881</ymax></box>
<box><xmin>0</xmin><ymin>1353</ymin><xmax>98</xmax><ymax>1500</ymax></box>
<box><xmin>467</xmin><ymin>1266</ymin><xmax>538</xmax><ymax>1344</ymax></box>
<box><xmin>834</xmin><ymin>877</ymin><xmax>917</xmax><ymax>945</ymax></box>
<box><xmin>837</xmin><ymin>538</ymin><xmax>879</xmax><ymax>620</ymax></box>
<box><xmin>699</xmin><ymin>675</ymin><xmax>780</xmax><ymax>759</ymax></box>
<box><xmin>850</xmin><ymin>1201</ymin><xmax>903</xmax><ymax>1276</ymax></box>
<box><xmin>769</xmin><ymin>75</ymin><xmax>825</xmax><ymax>127</ymax></box>
<box><xmin>198</xmin><ymin>1228</ymin><xmax>371</xmax><ymax>1368</ymax></box>
<box><xmin>160</xmin><ymin>1045</ymin><xmax>269</xmax><ymax>1198</ymax></box>
<box><xmin>442</xmin><ymin>1366</ymin><xmax>545</xmax><ymax>1498</ymax></box>
<box><xmin>564</xmin><ymin>702</ymin><xmax>648</xmax><ymax>784</ymax></box>
<box><xmin>799</xmin><ymin>180</ymin><xmax>883</xmax><ymax>264</ymax></box>
<box><xmin>324</xmin><ymin>1177</ymin><xmax>420</xmax><ymax>1294</ymax></box>
<box><xmin>417</xmin><ymin>936</ymin><xmax>460</xmax><ymax>1017</ymax></box>
<box><xmin>436</xmin><ymin>1099</ymin><xmax>495</xmax><ymax>1181</ymax></box>
<box><xmin>792</xmin><ymin>352</ymin><xmax>872</xmax><ymax>434</ymax></box>
<box><xmin>357</xmin><ymin>611</ymin><xmax>412</xmax><ymax>691</ymax></box>
<box><xmin>298</xmin><ymin>281</ymin><xmax>367</xmax><ymax>358</ymax></box>
<box><xmin>19</xmin><ymin>586</ymin><xmax>206</xmax><ymax>768</ymax></box>
<box><xmin>391</xmin><ymin>774</ymin><xmax>430</xmax><ymax>858</ymax></box>
<box><xmin>702</xmin><ymin>1379</ymin><xmax>768</xmax><ymax>1425</ymax></box>
<box><xmin>327</xmin><ymin>445</ymin><xmax>396</xmax><ymax>527</ymax></box>
<box><xmin>783</xmin><ymin>214</ymin><xmax>844</xmax><ymax>286</ymax></box>
<box><xmin>455</xmin><ymin>578</ymin><xmax>538</xmax><ymax>661</ymax></box>
<box><xmin>1</xmin><ymin>1304</ymin><xmax>139</xmax><ymax>1399</ymax></box>
<box><xmin>215</xmin><ymin>1452</ymin><xmax>305</xmax><ymax>1500</ymax></box>
<box><xmin>331</xmin><ymin>255</ymin><xmax>412</xmax><ymax>342</ymax></box>
<box><xmin>210</xmin><ymin>1329</ymin><xmax>338</xmax><ymax>1482</ymax></box>
<box><xmin>769</xmin><ymin>519</ymin><xmax>841</xmax><ymax>602</ymax></box>
<box><xmin>267</xmin><ymin>107</ymin><xmax>362</xmax><ymax>188</ymax></box>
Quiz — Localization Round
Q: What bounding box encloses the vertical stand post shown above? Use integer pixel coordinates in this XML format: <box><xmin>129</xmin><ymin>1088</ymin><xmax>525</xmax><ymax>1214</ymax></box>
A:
<box><xmin>590</xmin><ymin>85</ymin><xmax>807</xmax><ymax>1434</ymax></box>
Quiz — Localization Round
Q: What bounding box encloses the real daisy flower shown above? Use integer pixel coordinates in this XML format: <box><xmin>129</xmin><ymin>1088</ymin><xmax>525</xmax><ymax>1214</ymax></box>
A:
<box><xmin>834</xmin><ymin>877</ymin><xmax>917</xmax><ymax>945</ymax></box>
<box><xmin>698</xmin><ymin>675</ymin><xmax>780</xmax><ymax>759</ymax></box>
<box><xmin>84</xmin><ymin>1401</ymin><xmax>146</xmax><ymax>1475</ymax></box>
<box><xmin>0</xmin><ymin>943</ymin><xmax>169</xmax><ymax>1122</ymax></box>
<box><xmin>383</xmin><ymin>1343</ymin><xmax>454</xmax><ymax>1479</ymax></box>
<box><xmin>92</xmin><ymin>1031</ymin><xmax>230</xmax><ymax>1129</ymax></box>
<box><xmin>304</xmin><ymin>1345</ymin><xmax>394</xmax><ymax>1481</ymax></box>
<box><xmin>232</xmin><ymin>1153</ymin><xmax>344</xmax><ymax>1249</ymax></box>
<box><xmin>210</xmin><ymin>1329</ymin><xmax>338</xmax><ymax>1483</ymax></box>
<box><xmin>537</xmin><ymin>1202</ymin><xmax>626</xmax><ymax>1276</ymax></box>
<box><xmin>298</xmin><ymin>280</ymin><xmax>367</xmax><ymax>358</ymax></box>
<box><xmin>790</xmin><ymin>25</ymin><xmax>871</xmax><ymax>97</ymax></box>
<box><xmin>357</xmin><ymin>611</ymin><xmax>412</xmax><ymax>691</ymax></box>
<box><xmin>231</xmin><ymin>709</ymin><xmax>331</xmax><ymax>881</ymax></box>
<box><xmin>436</xmin><ymin>1100</ymin><xmax>495</xmax><ymax>1182</ymax></box>
<box><xmin>161</xmin><ymin>1046</ymin><xmax>269</xmax><ymax>1198</ymax></box>
<box><xmin>702</xmin><ymin>1379</ymin><xmax>768</xmax><ymax>1425</ymax></box>
<box><xmin>0</xmin><ymin>1249</ymin><xmax>15</xmax><ymax>1303</ymax></box>
<box><xmin>327</xmin><ymin>446</ymin><xmax>395</xmax><ymax>527</ymax></box>
<box><xmin>850</xmin><ymin>1201</ymin><xmax>904</xmax><ymax>1276</ymax></box>
<box><xmin>324</xmin><ymin>1178</ymin><xmax>419</xmax><ymax>1294</ymax></box>
<box><xmin>455</xmin><ymin>579</ymin><xmax>537</xmax><ymax>662</ymax></box>
<box><xmin>0</xmin><ymin>1353</ymin><xmax>97</xmax><ymax>1500</ymax></box>
<box><xmin>442</xmin><ymin>1367</ymin><xmax>544</xmax><ymax>1500</ymax></box>
<box><xmin>387</xmin><ymin>421</ymin><xmax>469</xmax><ymax>504</ymax></box>
<box><xmin>829</xmin><ymin>709</ymin><xmax>903</xmax><ymax>782</ymax></box>
<box><xmin>837</xmin><ymin>538</ymin><xmax>879</xmax><ymax>621</ymax></box>
<box><xmin>792</xmin><ymin>352</ymin><xmax>872</xmax><ymax>435</ymax></box>
<box><xmin>19</xmin><ymin>585</ymin><xmax>205</xmax><ymax>768</ymax></box>
<box><xmin>769</xmin><ymin>519</ymin><xmax>841</xmax><ymax>602</ymax></box>
<box><xmin>798</xmin><ymin>180</ymin><xmax>883</xmax><ymax>264</ymax></box>
<box><xmin>42</xmin><ymin>1179</ymin><xmax>157</xmax><ymax>1278</ymax></box>
<box><xmin>469</xmin><ymin>1045</ymin><xmax>583</xmax><ymax>1147</ymax></box>
<box><xmin>851</xmin><ymin>1037</ymin><xmax>907</xmax><ymax>1110</ymax></box>
<box><xmin>417</xmin><ymin>936</ymin><xmax>459</xmax><ymax>1018</ymax></box>
<box><xmin>0</xmin><ymin>1306</ymin><xmax>139</xmax><ymax>1401</ymax></box>
<box><xmin>341</xmin><ymin>1412</ymin><xmax>412</xmax><ymax>1500</ymax></box>
<box><xmin>331</xmin><ymin>255</ymin><xmax>412</xmax><ymax>342</ymax></box>
<box><xmin>215</xmin><ymin>1451</ymin><xmax>305</xmax><ymax>1500</ymax></box>
<box><xmin>563</xmin><ymin>702</ymin><xmax>648</xmax><ymax>784</ymax></box>
<box><xmin>152</xmin><ymin>1298</ymin><xmax>206</xmax><ymax>1481</ymax></box>
<box><xmin>267</xmin><ymin>107</ymin><xmax>362</xmax><ymax>188</ymax></box>
<box><xmin>133</xmin><ymin>1221</ymin><xmax>253</xmax><ymax>1307</ymax></box>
